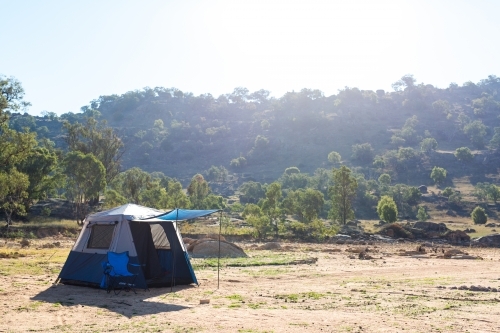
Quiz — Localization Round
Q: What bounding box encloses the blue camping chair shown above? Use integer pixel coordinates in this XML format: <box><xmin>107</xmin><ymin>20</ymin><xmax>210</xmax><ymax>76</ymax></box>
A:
<box><xmin>101</xmin><ymin>251</ymin><xmax>141</xmax><ymax>295</ymax></box>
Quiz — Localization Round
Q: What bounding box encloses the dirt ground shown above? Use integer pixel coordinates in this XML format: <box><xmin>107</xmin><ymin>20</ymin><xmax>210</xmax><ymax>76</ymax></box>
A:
<box><xmin>1</xmin><ymin>241</ymin><xmax>500</xmax><ymax>333</ymax></box>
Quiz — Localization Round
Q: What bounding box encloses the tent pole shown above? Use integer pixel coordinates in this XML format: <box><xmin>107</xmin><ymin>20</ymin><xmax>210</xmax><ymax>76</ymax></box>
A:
<box><xmin>171</xmin><ymin>208</ymin><xmax>179</xmax><ymax>293</ymax></box>
<box><xmin>218</xmin><ymin>211</ymin><xmax>222</xmax><ymax>289</ymax></box>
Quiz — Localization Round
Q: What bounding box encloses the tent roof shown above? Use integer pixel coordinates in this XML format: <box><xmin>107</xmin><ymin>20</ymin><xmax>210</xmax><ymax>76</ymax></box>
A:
<box><xmin>139</xmin><ymin>208</ymin><xmax>220</xmax><ymax>222</ymax></box>
<box><xmin>89</xmin><ymin>204</ymin><xmax>166</xmax><ymax>221</ymax></box>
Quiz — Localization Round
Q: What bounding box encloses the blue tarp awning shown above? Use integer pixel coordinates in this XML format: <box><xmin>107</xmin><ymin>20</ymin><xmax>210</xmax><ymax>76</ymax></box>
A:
<box><xmin>141</xmin><ymin>208</ymin><xmax>220</xmax><ymax>222</ymax></box>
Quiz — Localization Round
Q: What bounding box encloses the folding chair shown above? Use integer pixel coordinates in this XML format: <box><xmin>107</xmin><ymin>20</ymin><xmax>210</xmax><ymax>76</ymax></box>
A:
<box><xmin>101</xmin><ymin>251</ymin><xmax>140</xmax><ymax>295</ymax></box>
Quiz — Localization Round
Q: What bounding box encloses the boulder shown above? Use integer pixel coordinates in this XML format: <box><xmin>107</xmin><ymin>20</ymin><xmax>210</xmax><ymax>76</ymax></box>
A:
<box><xmin>418</xmin><ymin>185</ymin><xmax>428</xmax><ymax>193</ymax></box>
<box><xmin>443</xmin><ymin>230</ymin><xmax>470</xmax><ymax>244</ymax></box>
<box><xmin>413</xmin><ymin>221</ymin><xmax>448</xmax><ymax>233</ymax></box>
<box><xmin>472</xmin><ymin>233</ymin><xmax>500</xmax><ymax>247</ymax></box>
<box><xmin>191</xmin><ymin>240</ymin><xmax>247</xmax><ymax>258</ymax></box>
<box><xmin>257</xmin><ymin>242</ymin><xmax>281</xmax><ymax>250</ymax></box>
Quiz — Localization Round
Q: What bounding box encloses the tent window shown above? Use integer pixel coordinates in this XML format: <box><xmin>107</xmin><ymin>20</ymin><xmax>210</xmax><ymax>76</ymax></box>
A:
<box><xmin>150</xmin><ymin>223</ymin><xmax>170</xmax><ymax>249</ymax></box>
<box><xmin>87</xmin><ymin>224</ymin><xmax>115</xmax><ymax>249</ymax></box>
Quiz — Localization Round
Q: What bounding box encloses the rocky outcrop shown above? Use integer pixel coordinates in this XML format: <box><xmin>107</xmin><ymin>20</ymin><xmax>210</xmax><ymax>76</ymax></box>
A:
<box><xmin>472</xmin><ymin>233</ymin><xmax>500</xmax><ymax>247</ymax></box>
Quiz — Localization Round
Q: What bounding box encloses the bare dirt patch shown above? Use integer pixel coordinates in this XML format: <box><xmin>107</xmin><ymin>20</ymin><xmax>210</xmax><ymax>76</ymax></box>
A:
<box><xmin>1</xmin><ymin>241</ymin><xmax>500</xmax><ymax>332</ymax></box>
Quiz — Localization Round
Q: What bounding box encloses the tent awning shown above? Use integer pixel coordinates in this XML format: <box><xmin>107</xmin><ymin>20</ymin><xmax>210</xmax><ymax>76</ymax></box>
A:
<box><xmin>137</xmin><ymin>208</ymin><xmax>220</xmax><ymax>222</ymax></box>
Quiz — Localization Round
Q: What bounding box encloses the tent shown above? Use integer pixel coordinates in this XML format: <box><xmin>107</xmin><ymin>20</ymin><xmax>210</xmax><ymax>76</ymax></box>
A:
<box><xmin>57</xmin><ymin>204</ymin><xmax>219</xmax><ymax>289</ymax></box>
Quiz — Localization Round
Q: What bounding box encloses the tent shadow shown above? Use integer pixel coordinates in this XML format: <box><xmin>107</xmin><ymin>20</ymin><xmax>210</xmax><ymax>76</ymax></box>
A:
<box><xmin>31</xmin><ymin>284</ymin><xmax>195</xmax><ymax>318</ymax></box>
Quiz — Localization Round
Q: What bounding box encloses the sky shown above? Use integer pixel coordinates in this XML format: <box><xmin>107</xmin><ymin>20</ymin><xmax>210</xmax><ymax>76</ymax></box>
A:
<box><xmin>2</xmin><ymin>0</ymin><xmax>500</xmax><ymax>115</ymax></box>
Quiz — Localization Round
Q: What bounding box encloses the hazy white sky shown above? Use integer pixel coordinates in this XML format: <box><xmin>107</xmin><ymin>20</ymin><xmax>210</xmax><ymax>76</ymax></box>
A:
<box><xmin>2</xmin><ymin>0</ymin><xmax>500</xmax><ymax>115</ymax></box>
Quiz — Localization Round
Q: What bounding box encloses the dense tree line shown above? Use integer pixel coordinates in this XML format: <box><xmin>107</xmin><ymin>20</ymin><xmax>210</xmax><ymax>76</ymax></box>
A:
<box><xmin>3</xmin><ymin>73</ymin><xmax>500</xmax><ymax>238</ymax></box>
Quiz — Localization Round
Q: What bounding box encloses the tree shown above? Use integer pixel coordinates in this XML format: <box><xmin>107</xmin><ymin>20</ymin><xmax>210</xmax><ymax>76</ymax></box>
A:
<box><xmin>187</xmin><ymin>174</ymin><xmax>210</xmax><ymax>209</ymax></box>
<box><xmin>463</xmin><ymin>120</ymin><xmax>487</xmax><ymax>149</ymax></box>
<box><xmin>117</xmin><ymin>167</ymin><xmax>152</xmax><ymax>204</ymax></box>
<box><xmin>486</xmin><ymin>184</ymin><xmax>500</xmax><ymax>203</ymax></box>
<box><xmin>205</xmin><ymin>165</ymin><xmax>228</xmax><ymax>182</ymax></box>
<box><xmin>17</xmin><ymin>147</ymin><xmax>62</xmax><ymax>210</ymax></box>
<box><xmin>430</xmin><ymin>166</ymin><xmax>447</xmax><ymax>185</ymax></box>
<box><xmin>416</xmin><ymin>206</ymin><xmax>429</xmax><ymax>221</ymax></box>
<box><xmin>0</xmin><ymin>79</ymin><xmax>37</xmax><ymax>170</ymax></box>
<box><xmin>64</xmin><ymin>117</ymin><xmax>124</xmax><ymax>184</ymax></box>
<box><xmin>351</xmin><ymin>143</ymin><xmax>374</xmax><ymax>165</ymax></box>
<box><xmin>489</xmin><ymin>127</ymin><xmax>500</xmax><ymax>150</ymax></box>
<box><xmin>298</xmin><ymin>188</ymin><xmax>324</xmax><ymax>223</ymax></box>
<box><xmin>63</xmin><ymin>151</ymin><xmax>106</xmax><ymax>224</ymax></box>
<box><xmin>0</xmin><ymin>169</ymin><xmax>29</xmax><ymax>230</ymax></box>
<box><xmin>471</xmin><ymin>206</ymin><xmax>487</xmax><ymax>225</ymax></box>
<box><xmin>420</xmin><ymin>138</ymin><xmax>438</xmax><ymax>154</ymax></box>
<box><xmin>377</xmin><ymin>195</ymin><xmax>398</xmax><ymax>223</ymax></box>
<box><xmin>164</xmin><ymin>179</ymin><xmax>191</xmax><ymax>208</ymax></box>
<box><xmin>242</xmin><ymin>204</ymin><xmax>270</xmax><ymax>239</ymax></box>
<box><xmin>329</xmin><ymin>166</ymin><xmax>358</xmax><ymax>225</ymax></box>
<box><xmin>327</xmin><ymin>151</ymin><xmax>341</xmax><ymax>165</ymax></box>
<box><xmin>238</xmin><ymin>181</ymin><xmax>265</xmax><ymax>204</ymax></box>
<box><xmin>261</xmin><ymin>182</ymin><xmax>282</xmax><ymax>238</ymax></box>
<box><xmin>378</xmin><ymin>174</ymin><xmax>391</xmax><ymax>187</ymax></box>
<box><xmin>454</xmin><ymin>147</ymin><xmax>474</xmax><ymax>163</ymax></box>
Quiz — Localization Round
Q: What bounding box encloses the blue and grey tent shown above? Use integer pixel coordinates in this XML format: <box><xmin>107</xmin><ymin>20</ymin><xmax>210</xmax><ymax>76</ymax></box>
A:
<box><xmin>57</xmin><ymin>204</ymin><xmax>219</xmax><ymax>289</ymax></box>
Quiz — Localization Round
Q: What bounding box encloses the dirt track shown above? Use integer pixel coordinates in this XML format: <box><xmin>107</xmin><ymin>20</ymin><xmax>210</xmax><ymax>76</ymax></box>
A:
<box><xmin>1</xmin><ymin>242</ymin><xmax>500</xmax><ymax>333</ymax></box>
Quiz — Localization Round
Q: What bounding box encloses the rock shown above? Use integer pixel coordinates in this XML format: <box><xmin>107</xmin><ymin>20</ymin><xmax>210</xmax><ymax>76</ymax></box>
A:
<box><xmin>472</xmin><ymin>233</ymin><xmax>500</xmax><ymax>247</ymax></box>
<box><xmin>443</xmin><ymin>249</ymin><xmax>466</xmax><ymax>258</ymax></box>
<box><xmin>413</xmin><ymin>221</ymin><xmax>448</xmax><ymax>233</ymax></box>
<box><xmin>418</xmin><ymin>185</ymin><xmax>428</xmax><ymax>193</ymax></box>
<box><xmin>345</xmin><ymin>247</ymin><xmax>368</xmax><ymax>253</ymax></box>
<box><xmin>485</xmin><ymin>223</ymin><xmax>498</xmax><ymax>227</ymax></box>
<box><xmin>191</xmin><ymin>240</ymin><xmax>247</xmax><ymax>258</ymax></box>
<box><xmin>464</xmin><ymin>228</ymin><xmax>476</xmax><ymax>233</ymax></box>
<box><xmin>443</xmin><ymin>230</ymin><xmax>470</xmax><ymax>244</ymax></box>
<box><xmin>183</xmin><ymin>237</ymin><xmax>195</xmax><ymax>245</ymax></box>
<box><xmin>203</xmin><ymin>234</ymin><xmax>226</xmax><ymax>241</ymax></box>
<box><xmin>257</xmin><ymin>242</ymin><xmax>281</xmax><ymax>250</ymax></box>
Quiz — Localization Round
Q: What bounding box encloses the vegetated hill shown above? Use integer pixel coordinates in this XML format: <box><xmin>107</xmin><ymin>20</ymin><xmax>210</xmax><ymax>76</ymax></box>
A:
<box><xmin>17</xmin><ymin>75</ymin><xmax>500</xmax><ymax>186</ymax></box>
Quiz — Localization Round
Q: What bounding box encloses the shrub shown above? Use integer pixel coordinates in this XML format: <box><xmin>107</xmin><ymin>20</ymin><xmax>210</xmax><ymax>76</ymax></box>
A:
<box><xmin>441</xmin><ymin>187</ymin><xmax>454</xmax><ymax>197</ymax></box>
<box><xmin>471</xmin><ymin>206</ymin><xmax>487</xmax><ymax>224</ymax></box>
<box><xmin>416</xmin><ymin>206</ymin><xmax>429</xmax><ymax>221</ymax></box>
<box><xmin>377</xmin><ymin>195</ymin><xmax>398</xmax><ymax>223</ymax></box>
<box><xmin>430</xmin><ymin>166</ymin><xmax>447</xmax><ymax>185</ymax></box>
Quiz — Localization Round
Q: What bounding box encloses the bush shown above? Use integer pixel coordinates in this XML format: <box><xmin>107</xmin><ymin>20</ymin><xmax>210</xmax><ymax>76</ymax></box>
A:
<box><xmin>377</xmin><ymin>196</ymin><xmax>398</xmax><ymax>223</ymax></box>
<box><xmin>416</xmin><ymin>206</ymin><xmax>429</xmax><ymax>221</ymax></box>
<box><xmin>41</xmin><ymin>207</ymin><xmax>51</xmax><ymax>217</ymax></box>
<box><xmin>441</xmin><ymin>187</ymin><xmax>454</xmax><ymax>197</ymax></box>
<box><xmin>471</xmin><ymin>206</ymin><xmax>487</xmax><ymax>224</ymax></box>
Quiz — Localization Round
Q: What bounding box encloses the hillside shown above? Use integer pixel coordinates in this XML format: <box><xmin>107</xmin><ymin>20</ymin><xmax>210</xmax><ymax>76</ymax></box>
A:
<box><xmin>18</xmin><ymin>75</ymin><xmax>500</xmax><ymax>188</ymax></box>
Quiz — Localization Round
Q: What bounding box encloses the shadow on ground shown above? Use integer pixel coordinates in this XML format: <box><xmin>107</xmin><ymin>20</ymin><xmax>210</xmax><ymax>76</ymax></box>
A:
<box><xmin>32</xmin><ymin>283</ymin><xmax>195</xmax><ymax>318</ymax></box>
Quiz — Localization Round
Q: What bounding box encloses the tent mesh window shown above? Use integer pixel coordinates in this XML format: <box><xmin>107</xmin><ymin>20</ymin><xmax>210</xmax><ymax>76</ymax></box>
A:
<box><xmin>87</xmin><ymin>224</ymin><xmax>115</xmax><ymax>249</ymax></box>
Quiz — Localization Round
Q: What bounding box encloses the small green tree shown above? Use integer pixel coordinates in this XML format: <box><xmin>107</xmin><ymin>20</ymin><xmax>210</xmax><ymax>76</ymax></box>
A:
<box><xmin>441</xmin><ymin>187</ymin><xmax>454</xmax><ymax>197</ymax></box>
<box><xmin>329</xmin><ymin>166</ymin><xmax>358</xmax><ymax>225</ymax></box>
<box><xmin>261</xmin><ymin>182</ymin><xmax>282</xmax><ymax>239</ymax></box>
<box><xmin>454</xmin><ymin>147</ymin><xmax>474</xmax><ymax>163</ymax></box>
<box><xmin>416</xmin><ymin>206</ymin><xmax>429</xmax><ymax>221</ymax></box>
<box><xmin>486</xmin><ymin>184</ymin><xmax>500</xmax><ymax>203</ymax></box>
<box><xmin>351</xmin><ymin>143</ymin><xmax>374</xmax><ymax>165</ymax></box>
<box><xmin>377</xmin><ymin>195</ymin><xmax>398</xmax><ymax>223</ymax></box>
<box><xmin>327</xmin><ymin>151</ymin><xmax>341</xmax><ymax>165</ymax></box>
<box><xmin>430</xmin><ymin>166</ymin><xmax>447</xmax><ymax>185</ymax></box>
<box><xmin>187</xmin><ymin>174</ymin><xmax>210</xmax><ymax>209</ymax></box>
<box><xmin>0</xmin><ymin>169</ymin><xmax>30</xmax><ymax>230</ymax></box>
<box><xmin>378</xmin><ymin>174</ymin><xmax>391</xmax><ymax>187</ymax></box>
<box><xmin>471</xmin><ymin>206</ymin><xmax>487</xmax><ymax>224</ymax></box>
<box><xmin>420</xmin><ymin>138</ymin><xmax>438</xmax><ymax>154</ymax></box>
<box><xmin>242</xmin><ymin>204</ymin><xmax>270</xmax><ymax>239</ymax></box>
<box><xmin>63</xmin><ymin>151</ymin><xmax>106</xmax><ymax>224</ymax></box>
